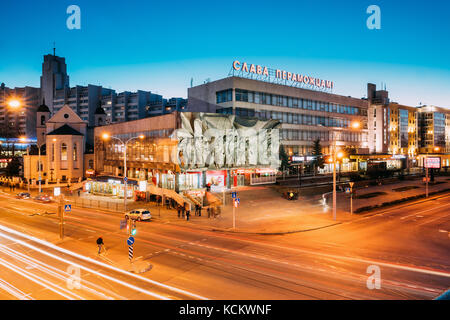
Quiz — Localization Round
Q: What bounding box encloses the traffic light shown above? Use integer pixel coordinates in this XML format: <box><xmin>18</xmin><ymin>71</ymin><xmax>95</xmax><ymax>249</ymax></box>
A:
<box><xmin>131</xmin><ymin>228</ymin><xmax>137</xmax><ymax>236</ymax></box>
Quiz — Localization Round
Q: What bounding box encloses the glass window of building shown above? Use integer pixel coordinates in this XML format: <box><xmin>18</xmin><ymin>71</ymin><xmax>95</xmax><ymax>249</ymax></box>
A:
<box><xmin>61</xmin><ymin>143</ymin><xmax>67</xmax><ymax>161</ymax></box>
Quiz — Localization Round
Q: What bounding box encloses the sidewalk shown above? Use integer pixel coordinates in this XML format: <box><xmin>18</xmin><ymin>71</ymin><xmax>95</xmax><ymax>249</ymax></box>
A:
<box><xmin>5</xmin><ymin>176</ymin><xmax>449</xmax><ymax>235</ymax></box>
<box><xmin>148</xmin><ymin>176</ymin><xmax>450</xmax><ymax>234</ymax></box>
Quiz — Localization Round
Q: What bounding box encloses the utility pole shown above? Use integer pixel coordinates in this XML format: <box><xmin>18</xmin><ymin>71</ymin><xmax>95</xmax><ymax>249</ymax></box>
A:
<box><xmin>26</xmin><ymin>146</ymin><xmax>30</xmax><ymax>193</ymax></box>
<box><xmin>425</xmin><ymin>158</ymin><xmax>429</xmax><ymax>198</ymax></box>
<box><xmin>332</xmin><ymin>132</ymin><xmax>337</xmax><ymax>221</ymax></box>
<box><xmin>58</xmin><ymin>195</ymin><xmax>64</xmax><ymax>240</ymax></box>
<box><xmin>123</xmin><ymin>144</ymin><xmax>127</xmax><ymax>212</ymax></box>
<box><xmin>349</xmin><ymin>182</ymin><xmax>354</xmax><ymax>215</ymax></box>
<box><xmin>38</xmin><ymin>144</ymin><xmax>42</xmax><ymax>194</ymax></box>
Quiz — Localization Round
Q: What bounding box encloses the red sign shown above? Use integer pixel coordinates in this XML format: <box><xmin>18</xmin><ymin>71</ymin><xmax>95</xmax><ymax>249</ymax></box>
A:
<box><xmin>425</xmin><ymin>157</ymin><xmax>441</xmax><ymax>169</ymax></box>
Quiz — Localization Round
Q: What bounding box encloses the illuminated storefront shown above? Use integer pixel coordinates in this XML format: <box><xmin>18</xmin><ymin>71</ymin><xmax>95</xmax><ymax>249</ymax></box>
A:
<box><xmin>93</xmin><ymin>112</ymin><xmax>281</xmax><ymax>194</ymax></box>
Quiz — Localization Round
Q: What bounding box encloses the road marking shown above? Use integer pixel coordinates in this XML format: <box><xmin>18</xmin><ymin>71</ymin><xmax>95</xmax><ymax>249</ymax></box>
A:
<box><xmin>400</xmin><ymin>203</ymin><xmax>450</xmax><ymax>220</ymax></box>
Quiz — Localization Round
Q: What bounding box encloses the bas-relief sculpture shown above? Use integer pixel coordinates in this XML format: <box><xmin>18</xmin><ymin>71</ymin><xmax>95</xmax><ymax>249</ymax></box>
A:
<box><xmin>174</xmin><ymin>112</ymin><xmax>280</xmax><ymax>170</ymax></box>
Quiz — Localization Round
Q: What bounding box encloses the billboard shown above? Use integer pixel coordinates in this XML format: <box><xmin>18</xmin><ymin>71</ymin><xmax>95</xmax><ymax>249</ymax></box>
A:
<box><xmin>425</xmin><ymin>157</ymin><xmax>441</xmax><ymax>169</ymax></box>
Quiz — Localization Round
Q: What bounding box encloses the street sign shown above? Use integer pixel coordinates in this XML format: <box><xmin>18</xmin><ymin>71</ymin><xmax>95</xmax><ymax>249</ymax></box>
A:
<box><xmin>127</xmin><ymin>236</ymin><xmax>135</xmax><ymax>246</ymax></box>
<box><xmin>231</xmin><ymin>191</ymin><xmax>237</xmax><ymax>199</ymax></box>
<box><xmin>54</xmin><ymin>187</ymin><xmax>60</xmax><ymax>197</ymax></box>
<box><xmin>119</xmin><ymin>219</ymin><xmax>127</xmax><ymax>230</ymax></box>
<box><xmin>123</xmin><ymin>177</ymin><xmax>128</xmax><ymax>182</ymax></box>
<box><xmin>64</xmin><ymin>204</ymin><xmax>71</xmax><ymax>212</ymax></box>
<box><xmin>128</xmin><ymin>245</ymin><xmax>133</xmax><ymax>260</ymax></box>
<box><xmin>425</xmin><ymin>157</ymin><xmax>441</xmax><ymax>169</ymax></box>
<box><xmin>237</xmin><ymin>198</ymin><xmax>240</xmax><ymax>204</ymax></box>
<box><xmin>345</xmin><ymin>188</ymin><xmax>351</xmax><ymax>194</ymax></box>
<box><xmin>349</xmin><ymin>182</ymin><xmax>354</xmax><ymax>188</ymax></box>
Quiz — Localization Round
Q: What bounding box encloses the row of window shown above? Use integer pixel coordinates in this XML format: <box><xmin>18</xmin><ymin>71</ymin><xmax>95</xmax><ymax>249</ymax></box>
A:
<box><xmin>219</xmin><ymin>107</ymin><xmax>361</xmax><ymax>129</ymax></box>
<box><xmin>217</xmin><ymin>89</ymin><xmax>366</xmax><ymax>116</ymax></box>
<box><xmin>51</xmin><ymin>143</ymin><xmax>78</xmax><ymax>161</ymax></box>
<box><xmin>280</xmin><ymin>129</ymin><xmax>365</xmax><ymax>142</ymax></box>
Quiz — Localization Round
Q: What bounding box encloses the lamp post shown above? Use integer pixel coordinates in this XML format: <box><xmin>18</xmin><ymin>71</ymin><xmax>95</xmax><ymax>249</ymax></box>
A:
<box><xmin>330</xmin><ymin>121</ymin><xmax>361</xmax><ymax>221</ymax></box>
<box><xmin>102</xmin><ymin>133</ymin><xmax>144</xmax><ymax>212</ymax></box>
<box><xmin>425</xmin><ymin>146</ymin><xmax>440</xmax><ymax>197</ymax></box>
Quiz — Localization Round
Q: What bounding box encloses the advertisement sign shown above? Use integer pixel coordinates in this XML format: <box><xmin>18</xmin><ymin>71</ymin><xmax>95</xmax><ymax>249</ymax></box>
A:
<box><xmin>54</xmin><ymin>187</ymin><xmax>61</xmax><ymax>197</ymax></box>
<box><xmin>425</xmin><ymin>157</ymin><xmax>441</xmax><ymax>169</ymax></box>
<box><xmin>139</xmin><ymin>180</ymin><xmax>147</xmax><ymax>192</ymax></box>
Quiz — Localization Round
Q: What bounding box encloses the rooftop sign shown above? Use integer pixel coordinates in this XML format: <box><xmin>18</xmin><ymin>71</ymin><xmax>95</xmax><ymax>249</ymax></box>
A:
<box><xmin>230</xmin><ymin>60</ymin><xmax>334</xmax><ymax>91</ymax></box>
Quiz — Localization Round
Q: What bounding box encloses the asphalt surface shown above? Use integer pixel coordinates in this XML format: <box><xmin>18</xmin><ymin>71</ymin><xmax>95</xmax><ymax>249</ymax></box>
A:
<box><xmin>0</xmin><ymin>189</ymin><xmax>448</xmax><ymax>300</ymax></box>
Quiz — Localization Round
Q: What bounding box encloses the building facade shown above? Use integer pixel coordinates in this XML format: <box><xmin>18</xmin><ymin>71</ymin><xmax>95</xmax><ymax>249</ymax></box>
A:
<box><xmin>24</xmin><ymin>105</ymin><xmax>94</xmax><ymax>183</ymax></box>
<box><xmin>93</xmin><ymin>112</ymin><xmax>280</xmax><ymax>195</ymax></box>
<box><xmin>40</xmin><ymin>53</ymin><xmax>70</xmax><ymax>113</ymax></box>
<box><xmin>187</xmin><ymin>76</ymin><xmax>369</xmax><ymax>157</ymax></box>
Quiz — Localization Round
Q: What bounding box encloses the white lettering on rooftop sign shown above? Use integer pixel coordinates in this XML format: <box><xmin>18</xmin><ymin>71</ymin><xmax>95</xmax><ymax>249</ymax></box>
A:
<box><xmin>232</xmin><ymin>60</ymin><xmax>333</xmax><ymax>90</ymax></box>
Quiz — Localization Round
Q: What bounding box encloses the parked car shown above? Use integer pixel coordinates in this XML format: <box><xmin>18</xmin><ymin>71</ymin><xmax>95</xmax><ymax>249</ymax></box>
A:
<box><xmin>34</xmin><ymin>194</ymin><xmax>52</xmax><ymax>203</ymax></box>
<box><xmin>125</xmin><ymin>209</ymin><xmax>151</xmax><ymax>221</ymax></box>
<box><xmin>16</xmin><ymin>192</ymin><xmax>31</xmax><ymax>199</ymax></box>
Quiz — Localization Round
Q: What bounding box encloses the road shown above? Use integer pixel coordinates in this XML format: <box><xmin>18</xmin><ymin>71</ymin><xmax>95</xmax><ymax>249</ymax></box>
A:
<box><xmin>0</xmin><ymin>189</ymin><xmax>448</xmax><ymax>300</ymax></box>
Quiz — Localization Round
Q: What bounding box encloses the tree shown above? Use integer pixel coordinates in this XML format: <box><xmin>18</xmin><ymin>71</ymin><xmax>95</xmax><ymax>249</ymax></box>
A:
<box><xmin>312</xmin><ymin>138</ymin><xmax>325</xmax><ymax>174</ymax></box>
<box><xmin>279</xmin><ymin>145</ymin><xmax>290</xmax><ymax>172</ymax></box>
<box><xmin>6</xmin><ymin>157</ymin><xmax>21</xmax><ymax>177</ymax></box>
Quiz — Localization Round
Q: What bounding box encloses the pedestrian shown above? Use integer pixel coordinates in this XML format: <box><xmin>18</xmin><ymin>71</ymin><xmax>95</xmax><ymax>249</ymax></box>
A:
<box><xmin>181</xmin><ymin>205</ymin><xmax>185</xmax><ymax>218</ymax></box>
<box><xmin>96</xmin><ymin>236</ymin><xmax>106</xmax><ymax>254</ymax></box>
<box><xmin>207</xmin><ymin>207</ymin><xmax>210</xmax><ymax>218</ymax></box>
<box><xmin>78</xmin><ymin>190</ymin><xmax>81</xmax><ymax>197</ymax></box>
<box><xmin>186</xmin><ymin>209</ymin><xmax>190</xmax><ymax>221</ymax></box>
<box><xmin>198</xmin><ymin>205</ymin><xmax>202</xmax><ymax>217</ymax></box>
<box><xmin>12</xmin><ymin>184</ymin><xmax>15</xmax><ymax>191</ymax></box>
<box><xmin>177</xmin><ymin>205</ymin><xmax>181</xmax><ymax>218</ymax></box>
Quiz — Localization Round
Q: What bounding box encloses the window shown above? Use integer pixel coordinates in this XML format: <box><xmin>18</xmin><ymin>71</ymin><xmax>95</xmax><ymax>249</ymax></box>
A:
<box><xmin>61</xmin><ymin>143</ymin><xmax>67</xmax><ymax>161</ymax></box>
<box><xmin>88</xmin><ymin>159</ymin><xmax>94</xmax><ymax>169</ymax></box>
<box><xmin>51</xmin><ymin>144</ymin><xmax>55</xmax><ymax>162</ymax></box>
<box><xmin>73</xmin><ymin>143</ymin><xmax>77</xmax><ymax>161</ymax></box>
<box><xmin>40</xmin><ymin>115</ymin><xmax>46</xmax><ymax>125</ymax></box>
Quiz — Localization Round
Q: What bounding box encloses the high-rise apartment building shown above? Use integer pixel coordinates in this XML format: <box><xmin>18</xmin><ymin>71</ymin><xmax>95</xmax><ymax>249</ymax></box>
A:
<box><xmin>40</xmin><ymin>54</ymin><xmax>70</xmax><ymax>112</ymax></box>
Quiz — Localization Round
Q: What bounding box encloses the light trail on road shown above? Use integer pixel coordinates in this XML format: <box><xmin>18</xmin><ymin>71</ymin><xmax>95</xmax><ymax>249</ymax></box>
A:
<box><xmin>0</xmin><ymin>223</ymin><xmax>208</xmax><ymax>300</ymax></box>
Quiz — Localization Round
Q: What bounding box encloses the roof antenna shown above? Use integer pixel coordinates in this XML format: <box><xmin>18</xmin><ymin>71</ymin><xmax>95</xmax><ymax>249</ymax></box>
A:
<box><xmin>53</xmin><ymin>42</ymin><xmax>56</xmax><ymax>56</ymax></box>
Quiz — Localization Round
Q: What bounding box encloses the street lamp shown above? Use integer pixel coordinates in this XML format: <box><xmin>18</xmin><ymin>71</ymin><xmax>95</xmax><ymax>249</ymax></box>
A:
<box><xmin>102</xmin><ymin>133</ymin><xmax>145</xmax><ymax>212</ymax></box>
<box><xmin>20</xmin><ymin>137</ymin><xmax>30</xmax><ymax>193</ymax></box>
<box><xmin>7</xmin><ymin>99</ymin><xmax>21</xmax><ymax>109</ymax></box>
<box><xmin>331</xmin><ymin>120</ymin><xmax>361</xmax><ymax>221</ymax></box>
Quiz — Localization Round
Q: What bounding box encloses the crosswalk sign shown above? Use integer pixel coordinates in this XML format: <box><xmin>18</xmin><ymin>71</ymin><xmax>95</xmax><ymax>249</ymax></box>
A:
<box><xmin>64</xmin><ymin>204</ymin><xmax>71</xmax><ymax>212</ymax></box>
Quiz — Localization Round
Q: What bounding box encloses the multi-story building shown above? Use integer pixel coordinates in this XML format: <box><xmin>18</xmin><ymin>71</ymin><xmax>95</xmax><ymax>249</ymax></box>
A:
<box><xmin>0</xmin><ymin>84</ymin><xmax>40</xmax><ymax>159</ymax></box>
<box><xmin>40</xmin><ymin>53</ymin><xmax>70</xmax><ymax>113</ymax></box>
<box><xmin>187</xmin><ymin>72</ymin><xmax>369</xmax><ymax>158</ymax></box>
<box><xmin>417</xmin><ymin>105</ymin><xmax>450</xmax><ymax>154</ymax></box>
<box><xmin>53</xmin><ymin>85</ymin><xmax>115</xmax><ymax>126</ymax></box>
<box><xmin>367</xmin><ymin>83</ymin><xmax>420</xmax><ymax>157</ymax></box>
<box><xmin>100</xmin><ymin>90</ymin><xmax>166</xmax><ymax>123</ymax></box>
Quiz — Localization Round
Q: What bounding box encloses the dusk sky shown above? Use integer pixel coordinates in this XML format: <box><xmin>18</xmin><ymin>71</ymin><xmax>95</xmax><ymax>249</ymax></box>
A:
<box><xmin>0</xmin><ymin>0</ymin><xmax>449</xmax><ymax>107</ymax></box>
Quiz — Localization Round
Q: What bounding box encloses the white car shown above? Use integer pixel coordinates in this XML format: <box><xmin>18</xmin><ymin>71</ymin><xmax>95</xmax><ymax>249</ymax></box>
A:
<box><xmin>125</xmin><ymin>209</ymin><xmax>151</xmax><ymax>221</ymax></box>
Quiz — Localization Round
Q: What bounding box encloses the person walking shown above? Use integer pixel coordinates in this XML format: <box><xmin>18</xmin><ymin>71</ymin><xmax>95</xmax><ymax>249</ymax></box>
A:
<box><xmin>186</xmin><ymin>209</ymin><xmax>190</xmax><ymax>221</ymax></box>
<box><xmin>96</xmin><ymin>236</ymin><xmax>106</xmax><ymax>254</ymax></box>
<box><xmin>181</xmin><ymin>205</ymin><xmax>185</xmax><ymax>218</ymax></box>
<box><xmin>177</xmin><ymin>205</ymin><xmax>181</xmax><ymax>218</ymax></box>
